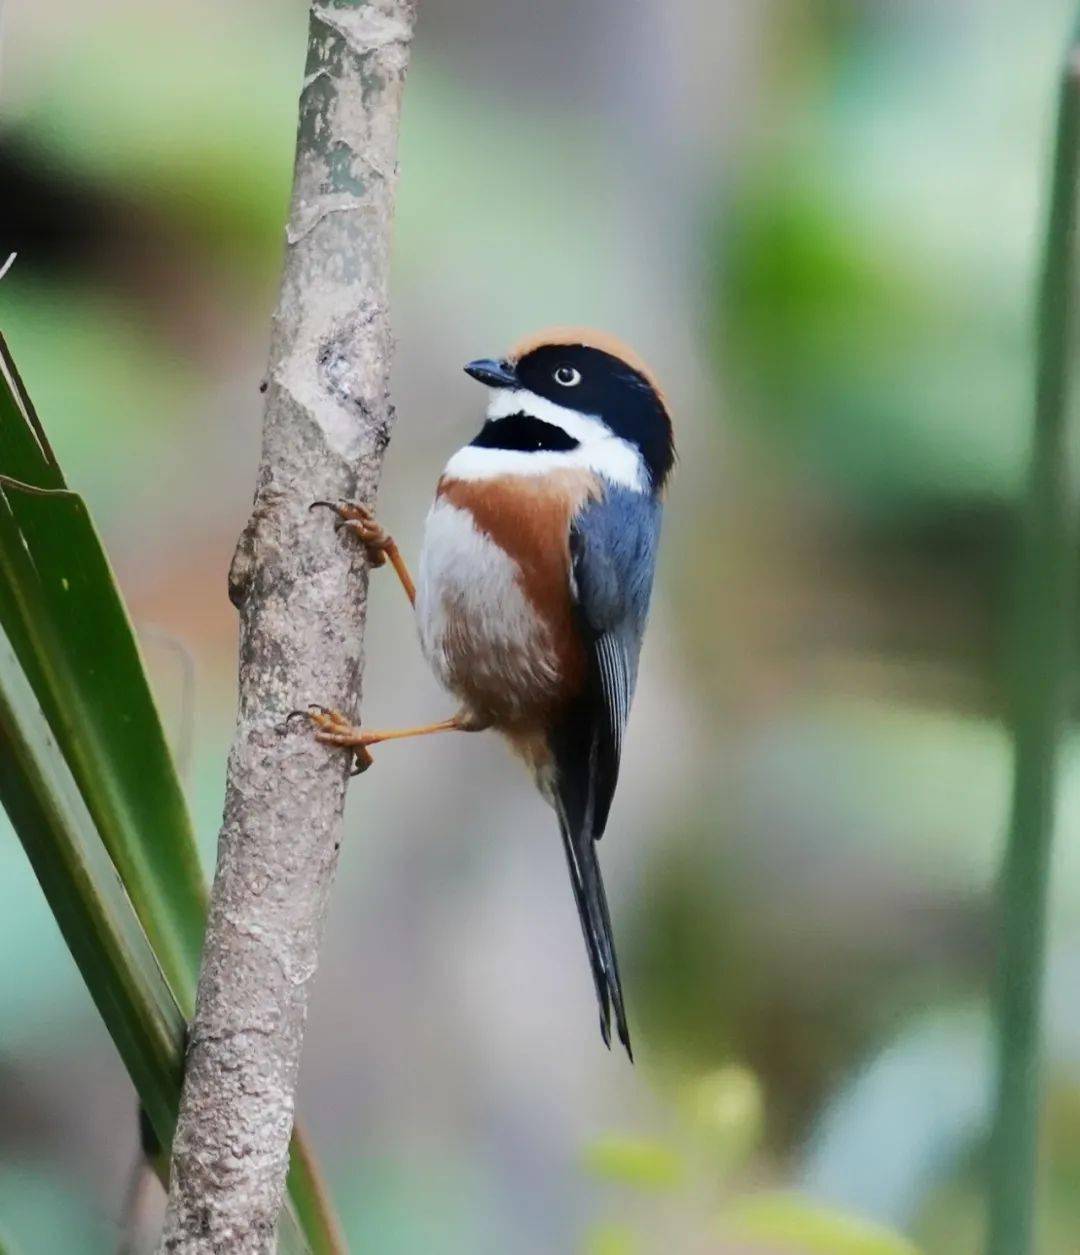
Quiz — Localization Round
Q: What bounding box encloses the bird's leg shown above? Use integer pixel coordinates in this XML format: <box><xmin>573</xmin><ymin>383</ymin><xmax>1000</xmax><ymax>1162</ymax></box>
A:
<box><xmin>294</xmin><ymin>705</ymin><xmax>483</xmax><ymax>774</ymax></box>
<box><xmin>310</xmin><ymin>499</ymin><xmax>416</xmax><ymax>606</ymax></box>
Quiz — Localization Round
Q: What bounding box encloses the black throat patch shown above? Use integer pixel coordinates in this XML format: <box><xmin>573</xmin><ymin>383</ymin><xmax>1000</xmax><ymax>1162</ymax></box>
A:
<box><xmin>470</xmin><ymin>413</ymin><xmax>580</xmax><ymax>454</ymax></box>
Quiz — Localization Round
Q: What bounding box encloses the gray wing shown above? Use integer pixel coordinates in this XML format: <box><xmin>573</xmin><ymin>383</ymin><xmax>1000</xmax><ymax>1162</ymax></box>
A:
<box><xmin>549</xmin><ymin>487</ymin><xmax>661</xmax><ymax>1054</ymax></box>
<box><xmin>566</xmin><ymin>485</ymin><xmax>662</xmax><ymax>839</ymax></box>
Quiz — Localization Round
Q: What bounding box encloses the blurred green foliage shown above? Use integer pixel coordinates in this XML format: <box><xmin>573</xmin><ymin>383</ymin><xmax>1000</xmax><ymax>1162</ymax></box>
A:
<box><xmin>582</xmin><ymin>1136</ymin><xmax>684</xmax><ymax>1191</ymax></box>
<box><xmin>721</xmin><ymin>1193</ymin><xmax>922</xmax><ymax>1254</ymax></box>
<box><xmin>0</xmin><ymin>1168</ymin><xmax>107</xmax><ymax>1254</ymax></box>
<box><xmin>721</xmin><ymin>173</ymin><xmax>1028</xmax><ymax>510</ymax></box>
<box><xmin>580</xmin><ymin>1222</ymin><xmax>639</xmax><ymax>1255</ymax></box>
<box><xmin>716</xmin><ymin>4</ymin><xmax>1047</xmax><ymax>516</ymax></box>
<box><xmin>583</xmin><ymin>1061</ymin><xmax>922</xmax><ymax>1252</ymax></box>
<box><xmin>3</xmin><ymin>0</ymin><xmax>1080</xmax><ymax>1251</ymax></box>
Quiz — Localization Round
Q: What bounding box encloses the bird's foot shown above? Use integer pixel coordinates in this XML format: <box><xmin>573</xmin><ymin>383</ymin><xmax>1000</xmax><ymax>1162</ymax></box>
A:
<box><xmin>289</xmin><ymin>704</ymin><xmax>375</xmax><ymax>774</ymax></box>
<box><xmin>289</xmin><ymin>706</ymin><xmax>474</xmax><ymax>775</ymax></box>
<box><xmin>309</xmin><ymin>499</ymin><xmax>392</xmax><ymax>569</ymax></box>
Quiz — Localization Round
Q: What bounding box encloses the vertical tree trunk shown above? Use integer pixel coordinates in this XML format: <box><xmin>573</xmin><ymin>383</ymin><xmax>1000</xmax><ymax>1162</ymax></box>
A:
<box><xmin>159</xmin><ymin>3</ymin><xmax>418</xmax><ymax>1249</ymax></box>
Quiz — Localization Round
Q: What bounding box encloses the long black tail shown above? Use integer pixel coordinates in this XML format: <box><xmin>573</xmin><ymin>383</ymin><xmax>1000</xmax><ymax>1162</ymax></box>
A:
<box><xmin>556</xmin><ymin>809</ymin><xmax>631</xmax><ymax>1058</ymax></box>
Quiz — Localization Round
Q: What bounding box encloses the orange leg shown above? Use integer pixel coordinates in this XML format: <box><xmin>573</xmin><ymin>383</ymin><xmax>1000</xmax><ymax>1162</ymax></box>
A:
<box><xmin>300</xmin><ymin>706</ymin><xmax>480</xmax><ymax>773</ymax></box>
<box><xmin>310</xmin><ymin>499</ymin><xmax>416</xmax><ymax>606</ymax></box>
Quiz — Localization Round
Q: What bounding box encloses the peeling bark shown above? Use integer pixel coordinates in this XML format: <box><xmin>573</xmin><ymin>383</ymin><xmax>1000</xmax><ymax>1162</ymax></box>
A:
<box><xmin>159</xmin><ymin>3</ymin><xmax>418</xmax><ymax>1250</ymax></box>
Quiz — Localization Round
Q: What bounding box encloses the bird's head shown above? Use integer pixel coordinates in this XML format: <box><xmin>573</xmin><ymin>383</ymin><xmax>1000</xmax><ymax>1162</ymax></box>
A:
<box><xmin>463</xmin><ymin>327</ymin><xmax>674</xmax><ymax>493</ymax></box>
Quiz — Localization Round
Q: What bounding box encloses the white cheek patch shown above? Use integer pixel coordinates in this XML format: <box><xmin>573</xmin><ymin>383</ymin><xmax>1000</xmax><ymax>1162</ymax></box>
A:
<box><xmin>444</xmin><ymin>387</ymin><xmax>646</xmax><ymax>491</ymax></box>
<box><xmin>485</xmin><ymin>388</ymin><xmax>611</xmax><ymax>443</ymax></box>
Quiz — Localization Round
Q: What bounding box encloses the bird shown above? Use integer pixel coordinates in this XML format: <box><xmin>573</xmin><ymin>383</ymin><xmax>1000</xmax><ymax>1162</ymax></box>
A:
<box><xmin>305</xmin><ymin>327</ymin><xmax>674</xmax><ymax>1057</ymax></box>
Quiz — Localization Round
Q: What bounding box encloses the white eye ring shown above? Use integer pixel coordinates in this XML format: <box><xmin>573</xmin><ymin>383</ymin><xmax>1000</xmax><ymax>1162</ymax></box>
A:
<box><xmin>554</xmin><ymin>365</ymin><xmax>582</xmax><ymax>387</ymax></box>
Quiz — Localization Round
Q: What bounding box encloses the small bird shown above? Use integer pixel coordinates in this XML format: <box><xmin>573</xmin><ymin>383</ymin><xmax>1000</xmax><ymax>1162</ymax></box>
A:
<box><xmin>306</xmin><ymin>328</ymin><xmax>674</xmax><ymax>1056</ymax></box>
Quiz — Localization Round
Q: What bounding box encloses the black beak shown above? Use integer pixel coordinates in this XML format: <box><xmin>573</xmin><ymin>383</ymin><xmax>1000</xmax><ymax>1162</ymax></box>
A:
<box><xmin>464</xmin><ymin>358</ymin><xmax>518</xmax><ymax>388</ymax></box>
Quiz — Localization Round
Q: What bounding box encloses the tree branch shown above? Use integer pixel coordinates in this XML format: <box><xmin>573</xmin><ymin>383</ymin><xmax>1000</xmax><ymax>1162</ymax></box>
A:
<box><xmin>159</xmin><ymin>2</ymin><xmax>418</xmax><ymax>1249</ymax></box>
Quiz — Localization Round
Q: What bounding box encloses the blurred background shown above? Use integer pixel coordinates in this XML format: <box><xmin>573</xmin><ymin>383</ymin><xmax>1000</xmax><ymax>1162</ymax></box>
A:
<box><xmin>2</xmin><ymin>0</ymin><xmax>1080</xmax><ymax>1251</ymax></box>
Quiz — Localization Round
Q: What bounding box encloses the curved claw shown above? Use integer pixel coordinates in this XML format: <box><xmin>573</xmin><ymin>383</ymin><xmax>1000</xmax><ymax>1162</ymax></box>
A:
<box><xmin>309</xmin><ymin>500</ymin><xmax>385</xmax><ymax>544</ymax></box>
<box><xmin>285</xmin><ymin>704</ymin><xmax>334</xmax><ymax>728</ymax></box>
<box><xmin>309</xmin><ymin>499</ymin><xmax>373</xmax><ymax>520</ymax></box>
<box><xmin>350</xmin><ymin>746</ymin><xmax>375</xmax><ymax>775</ymax></box>
<box><xmin>310</xmin><ymin>500</ymin><xmax>358</xmax><ymax>528</ymax></box>
<box><xmin>286</xmin><ymin>704</ymin><xmax>373</xmax><ymax>773</ymax></box>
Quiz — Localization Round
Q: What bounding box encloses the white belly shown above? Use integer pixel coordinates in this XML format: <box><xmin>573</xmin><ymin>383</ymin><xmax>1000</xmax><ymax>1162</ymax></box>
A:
<box><xmin>416</xmin><ymin>497</ymin><xmax>560</xmax><ymax>724</ymax></box>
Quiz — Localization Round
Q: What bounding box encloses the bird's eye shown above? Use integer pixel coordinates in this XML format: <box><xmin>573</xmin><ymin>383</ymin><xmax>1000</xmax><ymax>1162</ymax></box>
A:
<box><xmin>554</xmin><ymin>365</ymin><xmax>582</xmax><ymax>387</ymax></box>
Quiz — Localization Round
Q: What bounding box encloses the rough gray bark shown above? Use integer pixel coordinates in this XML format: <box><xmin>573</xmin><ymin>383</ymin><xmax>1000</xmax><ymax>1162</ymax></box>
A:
<box><xmin>159</xmin><ymin>2</ymin><xmax>418</xmax><ymax>1250</ymax></box>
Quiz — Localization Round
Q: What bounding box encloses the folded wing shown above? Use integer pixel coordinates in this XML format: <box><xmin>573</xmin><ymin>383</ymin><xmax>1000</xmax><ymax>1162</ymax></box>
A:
<box><xmin>549</xmin><ymin>485</ymin><xmax>663</xmax><ymax>1053</ymax></box>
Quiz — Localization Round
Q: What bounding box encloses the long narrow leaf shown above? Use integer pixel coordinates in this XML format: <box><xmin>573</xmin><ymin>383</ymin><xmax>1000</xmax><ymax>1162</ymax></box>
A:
<box><xmin>0</xmin><ymin>335</ymin><xmax>63</xmax><ymax>490</ymax></box>
<box><xmin>0</xmin><ymin>334</ymin><xmax>205</xmax><ymax>1007</ymax></box>
<box><xmin>0</xmin><ymin>337</ymin><xmax>344</xmax><ymax>1251</ymax></box>
<box><xmin>0</xmin><ymin>622</ymin><xmax>314</xmax><ymax>1253</ymax></box>
<box><xmin>0</xmin><ymin>622</ymin><xmax>186</xmax><ymax>1141</ymax></box>
<box><xmin>988</xmin><ymin>15</ymin><xmax>1080</xmax><ymax>1254</ymax></box>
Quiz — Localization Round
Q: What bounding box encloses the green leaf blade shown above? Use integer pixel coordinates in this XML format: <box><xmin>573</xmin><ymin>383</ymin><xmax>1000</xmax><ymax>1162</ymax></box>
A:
<box><xmin>0</xmin><ymin>337</ymin><xmax>64</xmax><ymax>491</ymax></box>
<box><xmin>0</xmin><ymin>478</ymin><xmax>206</xmax><ymax>1009</ymax></box>
<box><xmin>0</xmin><ymin>621</ymin><xmax>185</xmax><ymax>1146</ymax></box>
<box><xmin>0</xmin><ymin>334</ymin><xmax>345</xmax><ymax>1252</ymax></box>
<box><xmin>720</xmin><ymin>1193</ymin><xmax>922</xmax><ymax>1255</ymax></box>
